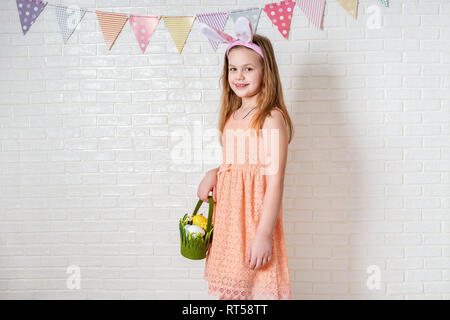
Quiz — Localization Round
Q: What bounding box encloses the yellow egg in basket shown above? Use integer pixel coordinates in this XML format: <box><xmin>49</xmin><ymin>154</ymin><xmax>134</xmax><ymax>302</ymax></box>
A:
<box><xmin>193</xmin><ymin>214</ymin><xmax>208</xmax><ymax>231</ymax></box>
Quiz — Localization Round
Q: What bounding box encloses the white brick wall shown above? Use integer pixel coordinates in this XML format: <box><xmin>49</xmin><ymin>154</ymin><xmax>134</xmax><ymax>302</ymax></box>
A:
<box><xmin>1</xmin><ymin>0</ymin><xmax>449</xmax><ymax>300</ymax></box>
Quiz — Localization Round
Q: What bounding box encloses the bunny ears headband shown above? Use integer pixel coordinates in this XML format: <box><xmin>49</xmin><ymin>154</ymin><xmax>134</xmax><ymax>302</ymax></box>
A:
<box><xmin>199</xmin><ymin>16</ymin><xmax>264</xmax><ymax>59</ymax></box>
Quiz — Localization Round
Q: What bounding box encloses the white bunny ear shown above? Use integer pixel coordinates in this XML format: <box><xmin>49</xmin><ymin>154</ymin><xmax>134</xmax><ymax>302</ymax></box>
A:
<box><xmin>234</xmin><ymin>16</ymin><xmax>253</xmax><ymax>43</ymax></box>
<box><xmin>199</xmin><ymin>22</ymin><xmax>235</xmax><ymax>44</ymax></box>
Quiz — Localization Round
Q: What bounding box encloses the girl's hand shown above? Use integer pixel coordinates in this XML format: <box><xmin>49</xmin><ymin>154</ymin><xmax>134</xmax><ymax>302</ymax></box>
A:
<box><xmin>247</xmin><ymin>232</ymin><xmax>272</xmax><ymax>270</ymax></box>
<box><xmin>197</xmin><ymin>168</ymin><xmax>218</xmax><ymax>203</ymax></box>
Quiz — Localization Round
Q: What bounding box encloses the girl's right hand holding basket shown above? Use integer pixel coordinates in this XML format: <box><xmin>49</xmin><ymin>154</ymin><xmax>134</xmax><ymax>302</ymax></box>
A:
<box><xmin>197</xmin><ymin>167</ymin><xmax>219</xmax><ymax>203</ymax></box>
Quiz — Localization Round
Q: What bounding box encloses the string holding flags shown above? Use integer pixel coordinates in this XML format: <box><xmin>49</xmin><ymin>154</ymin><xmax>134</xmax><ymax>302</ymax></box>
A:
<box><xmin>15</xmin><ymin>0</ymin><xmax>389</xmax><ymax>54</ymax></box>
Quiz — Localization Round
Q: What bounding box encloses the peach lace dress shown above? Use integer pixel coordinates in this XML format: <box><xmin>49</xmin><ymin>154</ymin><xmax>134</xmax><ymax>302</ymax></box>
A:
<box><xmin>204</xmin><ymin>107</ymin><xmax>292</xmax><ymax>300</ymax></box>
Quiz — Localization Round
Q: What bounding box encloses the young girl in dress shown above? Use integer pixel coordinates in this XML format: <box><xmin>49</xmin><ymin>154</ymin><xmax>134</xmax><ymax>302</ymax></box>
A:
<box><xmin>196</xmin><ymin>17</ymin><xmax>294</xmax><ymax>300</ymax></box>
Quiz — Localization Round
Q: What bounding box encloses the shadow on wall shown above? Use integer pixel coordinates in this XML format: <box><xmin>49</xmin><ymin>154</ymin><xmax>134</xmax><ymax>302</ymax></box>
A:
<box><xmin>283</xmin><ymin>65</ymin><xmax>388</xmax><ymax>300</ymax></box>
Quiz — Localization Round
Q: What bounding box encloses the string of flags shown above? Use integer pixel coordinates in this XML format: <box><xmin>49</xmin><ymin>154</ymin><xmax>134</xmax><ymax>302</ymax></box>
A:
<box><xmin>16</xmin><ymin>0</ymin><xmax>390</xmax><ymax>53</ymax></box>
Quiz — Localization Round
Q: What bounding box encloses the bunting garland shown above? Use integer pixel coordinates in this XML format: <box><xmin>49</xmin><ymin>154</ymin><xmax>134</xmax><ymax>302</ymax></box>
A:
<box><xmin>196</xmin><ymin>12</ymin><xmax>229</xmax><ymax>53</ymax></box>
<box><xmin>16</xmin><ymin>0</ymin><xmax>47</xmax><ymax>35</ymax></box>
<box><xmin>337</xmin><ymin>0</ymin><xmax>359</xmax><ymax>19</ymax></box>
<box><xmin>228</xmin><ymin>7</ymin><xmax>262</xmax><ymax>34</ymax></box>
<box><xmin>162</xmin><ymin>16</ymin><xmax>195</xmax><ymax>54</ymax></box>
<box><xmin>129</xmin><ymin>15</ymin><xmax>160</xmax><ymax>53</ymax></box>
<box><xmin>296</xmin><ymin>0</ymin><xmax>326</xmax><ymax>30</ymax></box>
<box><xmin>263</xmin><ymin>0</ymin><xmax>296</xmax><ymax>39</ymax></box>
<box><xmin>55</xmin><ymin>5</ymin><xmax>86</xmax><ymax>44</ymax></box>
<box><xmin>95</xmin><ymin>11</ymin><xmax>128</xmax><ymax>50</ymax></box>
<box><xmin>15</xmin><ymin>0</ymin><xmax>391</xmax><ymax>53</ymax></box>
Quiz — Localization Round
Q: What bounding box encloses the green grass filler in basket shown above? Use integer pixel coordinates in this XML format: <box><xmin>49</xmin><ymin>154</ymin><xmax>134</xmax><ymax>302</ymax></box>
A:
<box><xmin>179</xmin><ymin>195</ymin><xmax>214</xmax><ymax>260</ymax></box>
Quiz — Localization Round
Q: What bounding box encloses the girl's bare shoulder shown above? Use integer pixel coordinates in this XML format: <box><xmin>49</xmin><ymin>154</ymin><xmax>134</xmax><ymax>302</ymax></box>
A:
<box><xmin>264</xmin><ymin>107</ymin><xmax>287</xmax><ymax>128</ymax></box>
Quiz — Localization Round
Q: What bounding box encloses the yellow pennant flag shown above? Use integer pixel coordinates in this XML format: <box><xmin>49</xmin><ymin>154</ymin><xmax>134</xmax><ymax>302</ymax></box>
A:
<box><xmin>336</xmin><ymin>0</ymin><xmax>358</xmax><ymax>19</ymax></box>
<box><xmin>96</xmin><ymin>10</ymin><xmax>129</xmax><ymax>50</ymax></box>
<box><xmin>162</xmin><ymin>16</ymin><xmax>195</xmax><ymax>54</ymax></box>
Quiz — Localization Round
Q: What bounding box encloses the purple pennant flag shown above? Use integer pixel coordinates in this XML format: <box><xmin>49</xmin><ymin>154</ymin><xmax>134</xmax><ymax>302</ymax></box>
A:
<box><xmin>196</xmin><ymin>12</ymin><xmax>229</xmax><ymax>53</ymax></box>
<box><xmin>16</xmin><ymin>0</ymin><xmax>48</xmax><ymax>35</ymax></box>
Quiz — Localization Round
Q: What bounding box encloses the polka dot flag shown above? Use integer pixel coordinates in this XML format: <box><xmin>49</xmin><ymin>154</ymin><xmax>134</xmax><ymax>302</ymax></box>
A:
<box><xmin>55</xmin><ymin>5</ymin><xmax>86</xmax><ymax>44</ymax></box>
<box><xmin>129</xmin><ymin>15</ymin><xmax>161</xmax><ymax>53</ymax></box>
<box><xmin>263</xmin><ymin>0</ymin><xmax>295</xmax><ymax>39</ymax></box>
<box><xmin>16</xmin><ymin>0</ymin><xmax>47</xmax><ymax>35</ymax></box>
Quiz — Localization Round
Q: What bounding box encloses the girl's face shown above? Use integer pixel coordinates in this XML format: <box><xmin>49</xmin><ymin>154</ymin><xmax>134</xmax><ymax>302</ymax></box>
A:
<box><xmin>227</xmin><ymin>47</ymin><xmax>263</xmax><ymax>100</ymax></box>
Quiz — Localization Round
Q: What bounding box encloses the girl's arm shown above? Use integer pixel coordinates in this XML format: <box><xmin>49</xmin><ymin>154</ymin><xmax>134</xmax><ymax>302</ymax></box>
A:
<box><xmin>248</xmin><ymin>109</ymin><xmax>288</xmax><ymax>270</ymax></box>
<box><xmin>256</xmin><ymin>109</ymin><xmax>289</xmax><ymax>237</ymax></box>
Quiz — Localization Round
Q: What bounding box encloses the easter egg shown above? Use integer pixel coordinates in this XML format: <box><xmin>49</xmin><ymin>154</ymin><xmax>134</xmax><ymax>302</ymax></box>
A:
<box><xmin>193</xmin><ymin>214</ymin><xmax>208</xmax><ymax>230</ymax></box>
<box><xmin>184</xmin><ymin>224</ymin><xmax>205</xmax><ymax>238</ymax></box>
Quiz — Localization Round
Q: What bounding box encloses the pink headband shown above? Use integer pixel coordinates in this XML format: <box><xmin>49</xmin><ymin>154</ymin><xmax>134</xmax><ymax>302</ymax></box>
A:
<box><xmin>199</xmin><ymin>16</ymin><xmax>264</xmax><ymax>59</ymax></box>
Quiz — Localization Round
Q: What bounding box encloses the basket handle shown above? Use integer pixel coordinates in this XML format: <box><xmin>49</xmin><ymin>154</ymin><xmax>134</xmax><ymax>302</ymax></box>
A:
<box><xmin>192</xmin><ymin>195</ymin><xmax>214</xmax><ymax>233</ymax></box>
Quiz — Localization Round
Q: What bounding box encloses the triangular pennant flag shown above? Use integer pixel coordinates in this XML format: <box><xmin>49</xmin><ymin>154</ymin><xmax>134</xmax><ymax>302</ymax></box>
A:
<box><xmin>129</xmin><ymin>15</ymin><xmax>160</xmax><ymax>53</ymax></box>
<box><xmin>162</xmin><ymin>16</ymin><xmax>195</xmax><ymax>54</ymax></box>
<box><xmin>379</xmin><ymin>0</ymin><xmax>389</xmax><ymax>7</ymax></box>
<box><xmin>228</xmin><ymin>7</ymin><xmax>262</xmax><ymax>34</ymax></box>
<box><xmin>16</xmin><ymin>0</ymin><xmax>47</xmax><ymax>35</ymax></box>
<box><xmin>337</xmin><ymin>0</ymin><xmax>358</xmax><ymax>19</ymax></box>
<box><xmin>55</xmin><ymin>5</ymin><xmax>86</xmax><ymax>44</ymax></box>
<box><xmin>196</xmin><ymin>12</ymin><xmax>229</xmax><ymax>52</ymax></box>
<box><xmin>95</xmin><ymin>10</ymin><xmax>129</xmax><ymax>50</ymax></box>
<box><xmin>263</xmin><ymin>0</ymin><xmax>295</xmax><ymax>39</ymax></box>
<box><xmin>296</xmin><ymin>0</ymin><xmax>326</xmax><ymax>30</ymax></box>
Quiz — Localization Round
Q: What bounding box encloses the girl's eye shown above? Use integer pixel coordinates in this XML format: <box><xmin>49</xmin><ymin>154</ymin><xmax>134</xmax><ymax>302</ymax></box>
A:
<box><xmin>229</xmin><ymin>67</ymin><xmax>252</xmax><ymax>71</ymax></box>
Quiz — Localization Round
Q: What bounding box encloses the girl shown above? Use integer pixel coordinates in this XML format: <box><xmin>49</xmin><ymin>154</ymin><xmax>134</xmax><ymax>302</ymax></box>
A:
<box><xmin>197</xmin><ymin>17</ymin><xmax>294</xmax><ymax>300</ymax></box>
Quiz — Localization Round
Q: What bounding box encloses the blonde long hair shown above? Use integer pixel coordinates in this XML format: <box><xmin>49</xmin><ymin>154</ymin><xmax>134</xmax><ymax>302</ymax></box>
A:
<box><xmin>217</xmin><ymin>34</ymin><xmax>294</xmax><ymax>146</ymax></box>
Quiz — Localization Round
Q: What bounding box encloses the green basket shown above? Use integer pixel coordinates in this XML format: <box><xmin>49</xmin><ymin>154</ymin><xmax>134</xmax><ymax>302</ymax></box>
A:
<box><xmin>179</xmin><ymin>195</ymin><xmax>214</xmax><ymax>260</ymax></box>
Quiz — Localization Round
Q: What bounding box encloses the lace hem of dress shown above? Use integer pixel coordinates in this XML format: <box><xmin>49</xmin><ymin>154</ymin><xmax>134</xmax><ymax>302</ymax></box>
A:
<box><xmin>205</xmin><ymin>276</ymin><xmax>292</xmax><ymax>300</ymax></box>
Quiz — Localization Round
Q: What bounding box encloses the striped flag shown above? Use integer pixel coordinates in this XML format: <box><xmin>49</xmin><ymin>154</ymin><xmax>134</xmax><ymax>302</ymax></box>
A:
<box><xmin>96</xmin><ymin>10</ymin><xmax>129</xmax><ymax>50</ymax></box>
<box><xmin>196</xmin><ymin>12</ymin><xmax>229</xmax><ymax>52</ymax></box>
<box><xmin>162</xmin><ymin>16</ymin><xmax>195</xmax><ymax>54</ymax></box>
<box><xmin>296</xmin><ymin>0</ymin><xmax>326</xmax><ymax>30</ymax></box>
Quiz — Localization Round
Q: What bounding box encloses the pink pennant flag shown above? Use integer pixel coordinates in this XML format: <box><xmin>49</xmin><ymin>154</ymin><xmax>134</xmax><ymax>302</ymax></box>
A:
<box><xmin>96</xmin><ymin>10</ymin><xmax>128</xmax><ymax>50</ymax></box>
<box><xmin>196</xmin><ymin>12</ymin><xmax>229</xmax><ymax>52</ymax></box>
<box><xmin>129</xmin><ymin>15</ymin><xmax>160</xmax><ymax>53</ymax></box>
<box><xmin>296</xmin><ymin>0</ymin><xmax>326</xmax><ymax>29</ymax></box>
<box><xmin>263</xmin><ymin>0</ymin><xmax>296</xmax><ymax>39</ymax></box>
